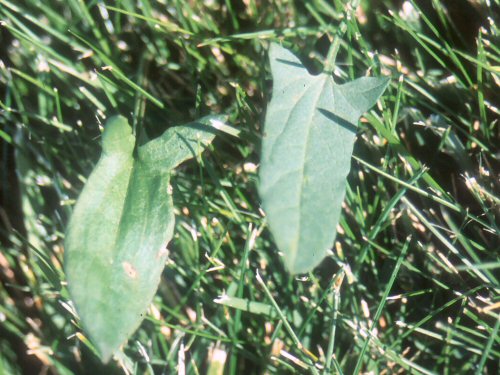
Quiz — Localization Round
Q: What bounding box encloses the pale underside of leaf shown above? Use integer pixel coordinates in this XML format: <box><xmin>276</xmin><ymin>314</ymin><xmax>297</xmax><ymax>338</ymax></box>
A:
<box><xmin>65</xmin><ymin>116</ymin><xmax>218</xmax><ymax>361</ymax></box>
<box><xmin>259</xmin><ymin>44</ymin><xmax>389</xmax><ymax>274</ymax></box>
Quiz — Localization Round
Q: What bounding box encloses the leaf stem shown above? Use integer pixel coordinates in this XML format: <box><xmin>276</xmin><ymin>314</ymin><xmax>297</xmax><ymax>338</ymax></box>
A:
<box><xmin>323</xmin><ymin>0</ymin><xmax>359</xmax><ymax>74</ymax></box>
<box><xmin>323</xmin><ymin>21</ymin><xmax>346</xmax><ymax>74</ymax></box>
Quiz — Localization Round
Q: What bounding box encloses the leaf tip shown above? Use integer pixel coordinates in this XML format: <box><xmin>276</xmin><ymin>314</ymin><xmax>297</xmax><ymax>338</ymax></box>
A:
<box><xmin>283</xmin><ymin>244</ymin><xmax>331</xmax><ymax>275</ymax></box>
<box><xmin>97</xmin><ymin>345</ymin><xmax>116</xmax><ymax>364</ymax></box>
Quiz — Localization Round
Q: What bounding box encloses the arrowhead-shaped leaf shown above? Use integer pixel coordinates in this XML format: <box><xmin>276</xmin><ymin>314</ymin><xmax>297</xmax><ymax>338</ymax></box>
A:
<box><xmin>64</xmin><ymin>115</ymin><xmax>218</xmax><ymax>361</ymax></box>
<box><xmin>259</xmin><ymin>44</ymin><xmax>389</xmax><ymax>274</ymax></box>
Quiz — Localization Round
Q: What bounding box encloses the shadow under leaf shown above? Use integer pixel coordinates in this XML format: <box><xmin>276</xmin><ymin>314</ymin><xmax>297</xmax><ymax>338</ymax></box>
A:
<box><xmin>317</xmin><ymin>108</ymin><xmax>357</xmax><ymax>134</ymax></box>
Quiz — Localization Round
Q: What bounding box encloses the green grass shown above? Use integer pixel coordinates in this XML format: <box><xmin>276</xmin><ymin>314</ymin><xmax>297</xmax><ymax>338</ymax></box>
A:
<box><xmin>0</xmin><ymin>0</ymin><xmax>499</xmax><ymax>374</ymax></box>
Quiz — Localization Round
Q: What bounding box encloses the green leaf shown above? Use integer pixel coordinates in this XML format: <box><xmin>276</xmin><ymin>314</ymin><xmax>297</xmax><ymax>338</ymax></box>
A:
<box><xmin>64</xmin><ymin>115</ymin><xmax>218</xmax><ymax>362</ymax></box>
<box><xmin>259</xmin><ymin>44</ymin><xmax>389</xmax><ymax>274</ymax></box>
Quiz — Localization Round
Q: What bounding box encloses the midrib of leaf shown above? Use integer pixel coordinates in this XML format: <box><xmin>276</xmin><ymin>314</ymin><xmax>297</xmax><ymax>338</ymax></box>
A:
<box><xmin>129</xmin><ymin>167</ymin><xmax>170</xmax><ymax>266</ymax></box>
<box><xmin>113</xmin><ymin>161</ymin><xmax>169</xmax><ymax>267</ymax></box>
<box><xmin>291</xmin><ymin>74</ymin><xmax>329</xmax><ymax>269</ymax></box>
<box><xmin>109</xmin><ymin>161</ymin><xmax>135</xmax><ymax>261</ymax></box>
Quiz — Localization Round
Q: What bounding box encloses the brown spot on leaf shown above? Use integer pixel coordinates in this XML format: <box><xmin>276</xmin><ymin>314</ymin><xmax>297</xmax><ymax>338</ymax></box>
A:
<box><xmin>122</xmin><ymin>262</ymin><xmax>137</xmax><ymax>279</ymax></box>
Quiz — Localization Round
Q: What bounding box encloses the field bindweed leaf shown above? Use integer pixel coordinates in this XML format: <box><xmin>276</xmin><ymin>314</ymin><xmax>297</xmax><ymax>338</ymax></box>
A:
<box><xmin>64</xmin><ymin>115</ymin><xmax>219</xmax><ymax>361</ymax></box>
<box><xmin>259</xmin><ymin>44</ymin><xmax>389</xmax><ymax>274</ymax></box>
